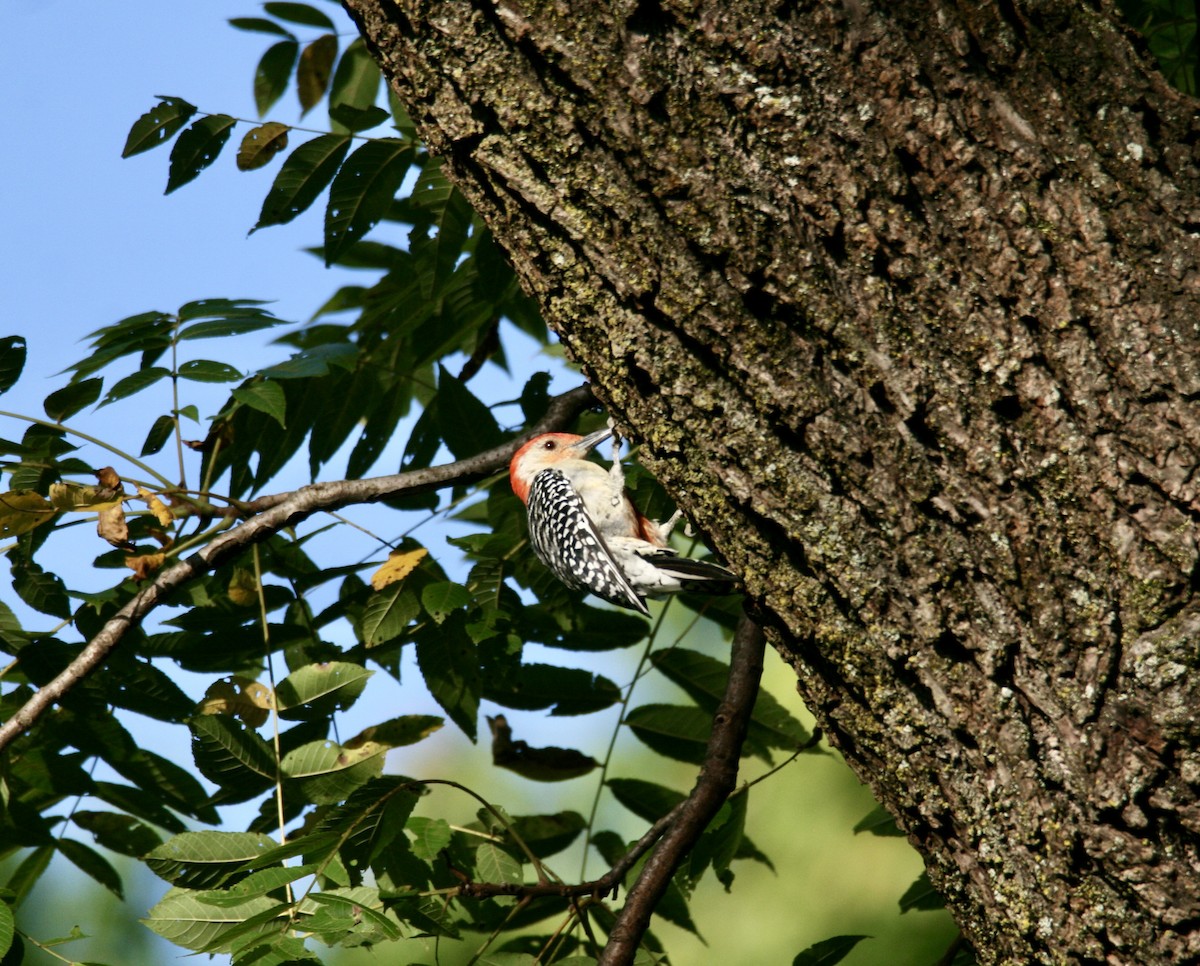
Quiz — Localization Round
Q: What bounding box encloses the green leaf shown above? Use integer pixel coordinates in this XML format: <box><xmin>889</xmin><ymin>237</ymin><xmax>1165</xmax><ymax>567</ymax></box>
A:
<box><xmin>237</xmin><ymin>122</ymin><xmax>290</xmax><ymax>172</ymax></box>
<box><xmin>329</xmin><ymin>39</ymin><xmax>382</xmax><ymax>129</ymax></box>
<box><xmin>177</xmin><ymin>318</ymin><xmax>282</xmax><ymax>341</ymax></box>
<box><xmin>12</xmin><ymin>564</ymin><xmax>70</xmax><ymax>618</ymax></box>
<box><xmin>607</xmin><ymin>778</ymin><xmax>683</xmax><ymax>823</ymax></box>
<box><xmin>6</xmin><ymin>845</ymin><xmax>53</xmax><ymax>905</ymax></box>
<box><xmin>100</xmin><ymin>366</ymin><xmax>172</xmax><ymax>406</ymax></box>
<box><xmin>329</xmin><ymin>103</ymin><xmax>390</xmax><ymax>133</ymax></box>
<box><xmin>484</xmin><ymin>663</ymin><xmax>621</xmax><ymax>716</ymax></box>
<box><xmin>228</xmin><ymin>17</ymin><xmax>295</xmax><ymax>37</ymax></box>
<box><xmin>122</xmin><ymin>97</ymin><xmax>197</xmax><ymax>158</ymax></box>
<box><xmin>899</xmin><ymin>872</ymin><xmax>945</xmax><ymax>913</ymax></box>
<box><xmin>264</xmin><ymin>1</ymin><xmax>337</xmax><ymax>29</ymax></box>
<box><xmin>43</xmin><ymin>377</ymin><xmax>102</xmax><ymax>421</ymax></box>
<box><xmin>71</xmin><ymin>810</ymin><xmax>163</xmax><ymax>858</ymax></box>
<box><xmin>254</xmin><ymin>40</ymin><xmax>299</xmax><ymax>115</ymax></box>
<box><xmin>145</xmin><ymin>831</ymin><xmax>278</xmax><ymax>889</ymax></box>
<box><xmin>275</xmin><ymin>661</ymin><xmax>372</xmax><ymax>719</ymax></box>
<box><xmin>415</xmin><ymin>615</ymin><xmax>480</xmax><ymax>740</ymax></box>
<box><xmin>141</xmin><ymin>414</ymin><xmax>176</xmax><ymax>457</ymax></box>
<box><xmin>406</xmin><ymin>816</ymin><xmax>451</xmax><ymax>862</ymax></box>
<box><xmin>56</xmin><ymin>838</ymin><xmax>124</xmax><ymax>898</ymax></box>
<box><xmin>434</xmin><ymin>366</ymin><xmax>503</xmax><ymax>458</ymax></box>
<box><xmin>280</xmin><ymin>739</ymin><xmax>384</xmax><ymax>804</ymax></box>
<box><xmin>623</xmin><ymin>704</ymin><xmax>714</xmax><ymax>765</ymax></box>
<box><xmin>298</xmin><ymin>35</ymin><xmax>338</xmax><ymax>115</ymax></box>
<box><xmin>231</xmin><ymin>381</ymin><xmax>287</xmax><ymax>428</ymax></box>
<box><xmin>0</xmin><ymin>901</ymin><xmax>13</xmax><ymax>957</ymax></box>
<box><xmin>421</xmin><ymin>581</ymin><xmax>471</xmax><ymax>624</ymax></box>
<box><xmin>142</xmin><ymin>887</ymin><xmax>282</xmax><ymax>953</ymax></box>
<box><xmin>475</xmin><ymin>842</ymin><xmax>522</xmax><ymax>885</ymax></box>
<box><xmin>253</xmin><ymin>134</ymin><xmax>351</xmax><ymax>231</ymax></box>
<box><xmin>0</xmin><ymin>338</ymin><xmax>27</xmax><ymax>394</ymax></box>
<box><xmin>178</xmin><ymin>360</ymin><xmax>243</xmax><ymax>383</ymax></box>
<box><xmin>359</xmin><ymin>583</ymin><xmax>419</xmax><ymax>647</ymax></box>
<box><xmin>853</xmin><ymin>804</ymin><xmax>903</xmax><ymax>837</ymax></box>
<box><xmin>188</xmin><ymin>715</ymin><xmax>276</xmax><ymax>791</ymax></box>
<box><xmin>166</xmin><ymin>114</ymin><xmax>237</xmax><ymax>194</ymax></box>
<box><xmin>792</xmin><ymin>935</ymin><xmax>871</xmax><ymax>966</ymax></box>
<box><xmin>324</xmin><ymin>138</ymin><xmax>414</xmax><ymax>264</ymax></box>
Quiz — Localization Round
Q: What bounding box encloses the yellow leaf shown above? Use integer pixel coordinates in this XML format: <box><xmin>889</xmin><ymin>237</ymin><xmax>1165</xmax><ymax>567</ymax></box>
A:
<box><xmin>96</xmin><ymin>503</ymin><xmax>130</xmax><ymax>548</ymax></box>
<box><xmin>227</xmin><ymin>568</ymin><xmax>259</xmax><ymax>607</ymax></box>
<box><xmin>0</xmin><ymin>491</ymin><xmax>56</xmax><ymax>538</ymax></box>
<box><xmin>370</xmin><ymin>547</ymin><xmax>428</xmax><ymax>590</ymax></box>
<box><xmin>48</xmin><ymin>482</ymin><xmax>121</xmax><ymax>512</ymax></box>
<box><xmin>136</xmin><ymin>486</ymin><xmax>174</xmax><ymax>527</ymax></box>
<box><xmin>195</xmin><ymin>676</ymin><xmax>273</xmax><ymax>727</ymax></box>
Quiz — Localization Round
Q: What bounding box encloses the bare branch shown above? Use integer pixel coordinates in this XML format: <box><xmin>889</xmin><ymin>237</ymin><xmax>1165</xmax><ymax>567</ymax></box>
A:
<box><xmin>599</xmin><ymin>613</ymin><xmax>765</xmax><ymax>965</ymax></box>
<box><xmin>0</xmin><ymin>385</ymin><xmax>594</xmax><ymax>753</ymax></box>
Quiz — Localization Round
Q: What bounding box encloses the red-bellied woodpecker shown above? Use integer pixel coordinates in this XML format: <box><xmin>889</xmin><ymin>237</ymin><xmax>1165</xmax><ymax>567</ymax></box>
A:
<box><xmin>508</xmin><ymin>426</ymin><xmax>738</xmax><ymax>615</ymax></box>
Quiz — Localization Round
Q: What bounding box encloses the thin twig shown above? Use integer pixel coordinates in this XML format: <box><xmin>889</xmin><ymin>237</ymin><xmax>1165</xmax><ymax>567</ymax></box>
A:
<box><xmin>599</xmin><ymin>613</ymin><xmax>766</xmax><ymax>965</ymax></box>
<box><xmin>0</xmin><ymin>385</ymin><xmax>594</xmax><ymax>753</ymax></box>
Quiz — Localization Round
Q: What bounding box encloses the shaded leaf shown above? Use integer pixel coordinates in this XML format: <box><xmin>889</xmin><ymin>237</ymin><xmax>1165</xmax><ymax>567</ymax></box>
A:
<box><xmin>254</xmin><ymin>133</ymin><xmax>351</xmax><ymax>231</ymax></box>
<box><xmin>237</xmin><ymin>122</ymin><xmax>290</xmax><ymax>171</ymax></box>
<box><xmin>899</xmin><ymin>872</ymin><xmax>945</xmax><ymax>913</ymax></box>
<box><xmin>624</xmin><ymin>703</ymin><xmax>714</xmax><ymax>764</ymax></box>
<box><xmin>324</xmin><ymin>138</ymin><xmax>413</xmax><ymax>264</ymax></box>
<box><xmin>141</xmin><ymin>414</ymin><xmax>176</xmax><ymax>457</ymax></box>
<box><xmin>166</xmin><ymin>114</ymin><xmax>237</xmax><ymax>193</ymax></box>
<box><xmin>793</xmin><ymin>935</ymin><xmax>871</xmax><ymax>966</ymax></box>
<box><xmin>421</xmin><ymin>581</ymin><xmax>470</xmax><ymax>624</ymax></box>
<box><xmin>122</xmin><ymin>97</ymin><xmax>197</xmax><ymax>158</ymax></box>
<box><xmin>254</xmin><ymin>40</ymin><xmax>299</xmax><ymax>116</ymax></box>
<box><xmin>56</xmin><ymin>838</ymin><xmax>123</xmax><ymax>898</ymax></box>
<box><xmin>488</xmin><ymin>715</ymin><xmax>597</xmax><ymax>782</ymax></box>
<box><xmin>298</xmin><ymin>35</ymin><xmax>338</xmax><ymax>115</ymax></box>
<box><xmin>264</xmin><ymin>2</ymin><xmax>337</xmax><ymax>29</ymax></box>
<box><xmin>0</xmin><ymin>337</ymin><xmax>26</xmax><ymax>395</ymax></box>
<box><xmin>12</xmin><ymin>563</ymin><xmax>70</xmax><ymax>618</ymax></box>
<box><xmin>228</xmin><ymin>17</ymin><xmax>295</xmax><ymax>37</ymax></box>
<box><xmin>854</xmin><ymin>804</ymin><xmax>903</xmax><ymax>837</ymax></box>
<box><xmin>178</xmin><ymin>360</ymin><xmax>243</xmax><ymax>383</ymax></box>
<box><xmin>435</xmin><ymin>366</ymin><xmax>503</xmax><ymax>458</ymax></box>
<box><xmin>71</xmin><ymin>810</ymin><xmax>163</xmax><ymax>858</ymax></box>
<box><xmin>44</xmin><ymin>379</ymin><xmax>103</xmax><ymax>421</ymax></box>
<box><xmin>415</xmin><ymin>615</ymin><xmax>480</xmax><ymax>739</ymax></box>
<box><xmin>100</xmin><ymin>366</ymin><xmax>171</xmax><ymax>406</ymax></box>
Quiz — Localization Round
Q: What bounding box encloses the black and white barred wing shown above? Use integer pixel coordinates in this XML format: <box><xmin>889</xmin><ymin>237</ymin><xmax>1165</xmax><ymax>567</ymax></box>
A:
<box><xmin>526</xmin><ymin>468</ymin><xmax>650</xmax><ymax>615</ymax></box>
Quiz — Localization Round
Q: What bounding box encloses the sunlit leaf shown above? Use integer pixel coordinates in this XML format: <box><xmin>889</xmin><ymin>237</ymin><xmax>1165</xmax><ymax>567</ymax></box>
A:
<box><xmin>142</xmin><ymin>887</ymin><xmax>282</xmax><ymax>953</ymax></box>
<box><xmin>231</xmin><ymin>380</ymin><xmax>287</xmax><ymax>427</ymax></box>
<box><xmin>406</xmin><ymin>816</ymin><xmax>451</xmax><ymax>862</ymax></box>
<box><xmin>122</xmin><ymin>97</ymin><xmax>197</xmax><ymax>158</ymax></box>
<box><xmin>298</xmin><ymin>35</ymin><xmax>338</xmax><ymax>115</ymax></box>
<box><xmin>280</xmin><ymin>739</ymin><xmax>385</xmax><ymax>804</ymax></box>
<box><xmin>0</xmin><ymin>337</ymin><xmax>27</xmax><ymax>395</ymax></box>
<box><xmin>360</xmin><ymin>582</ymin><xmax>420</xmax><ymax>647</ymax></box>
<box><xmin>345</xmin><ymin>715</ymin><xmax>443</xmax><ymax>750</ymax></box>
<box><xmin>275</xmin><ymin>661</ymin><xmax>372</xmax><ymax>718</ymax></box>
<box><xmin>370</xmin><ymin>546</ymin><xmax>427</xmax><ymax>591</ymax></box>
<box><xmin>253</xmin><ymin>134</ymin><xmax>351</xmax><ymax>231</ymax></box>
<box><xmin>0</xmin><ymin>491</ymin><xmax>56</xmax><ymax>539</ymax></box>
<box><xmin>0</xmin><ymin>897</ymin><xmax>14</xmax><ymax>956</ymax></box>
<box><xmin>166</xmin><ymin>114</ymin><xmax>237</xmax><ymax>193</ymax></box>
<box><xmin>421</xmin><ymin>581</ymin><xmax>471</xmax><ymax>624</ymax></box>
<box><xmin>236</xmin><ymin>122</ymin><xmax>290</xmax><ymax>171</ymax></box>
<box><xmin>324</xmin><ymin>138</ymin><xmax>413</xmax><ymax>264</ymax></box>
<box><xmin>194</xmin><ymin>677</ymin><xmax>274</xmax><ymax>727</ymax></box>
<box><xmin>145</xmin><ymin>831</ymin><xmax>278</xmax><ymax>889</ymax></box>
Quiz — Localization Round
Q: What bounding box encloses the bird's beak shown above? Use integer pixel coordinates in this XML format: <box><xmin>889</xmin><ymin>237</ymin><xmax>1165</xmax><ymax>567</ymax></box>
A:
<box><xmin>572</xmin><ymin>426</ymin><xmax>613</xmax><ymax>456</ymax></box>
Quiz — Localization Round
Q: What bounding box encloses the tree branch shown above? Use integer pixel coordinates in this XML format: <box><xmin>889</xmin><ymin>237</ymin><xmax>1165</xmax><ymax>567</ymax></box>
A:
<box><xmin>0</xmin><ymin>385</ymin><xmax>594</xmax><ymax>753</ymax></box>
<box><xmin>600</xmin><ymin>614</ymin><xmax>765</xmax><ymax>965</ymax></box>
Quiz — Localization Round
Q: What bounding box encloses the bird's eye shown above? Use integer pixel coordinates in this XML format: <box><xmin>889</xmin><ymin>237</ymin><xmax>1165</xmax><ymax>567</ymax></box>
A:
<box><xmin>543</xmin><ymin>440</ymin><xmax>556</xmax><ymax>450</ymax></box>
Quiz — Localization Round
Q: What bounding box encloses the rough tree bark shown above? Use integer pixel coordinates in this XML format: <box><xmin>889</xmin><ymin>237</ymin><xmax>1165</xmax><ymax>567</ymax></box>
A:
<box><xmin>341</xmin><ymin>1</ymin><xmax>1200</xmax><ymax>962</ymax></box>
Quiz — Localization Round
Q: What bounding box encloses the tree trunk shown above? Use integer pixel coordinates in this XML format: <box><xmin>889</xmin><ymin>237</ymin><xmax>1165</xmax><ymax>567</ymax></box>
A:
<box><xmin>342</xmin><ymin>1</ymin><xmax>1200</xmax><ymax>962</ymax></box>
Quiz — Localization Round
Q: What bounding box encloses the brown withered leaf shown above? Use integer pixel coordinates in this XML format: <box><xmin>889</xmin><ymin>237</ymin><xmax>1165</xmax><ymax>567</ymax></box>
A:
<box><xmin>370</xmin><ymin>547</ymin><xmax>428</xmax><ymax>590</ymax></box>
<box><xmin>488</xmin><ymin>715</ymin><xmax>598</xmax><ymax>782</ymax></box>
<box><xmin>97</xmin><ymin>503</ymin><xmax>131</xmax><ymax>549</ymax></box>
<box><xmin>125</xmin><ymin>552</ymin><xmax>165</xmax><ymax>580</ymax></box>
<box><xmin>96</xmin><ymin>466</ymin><xmax>122</xmax><ymax>489</ymax></box>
